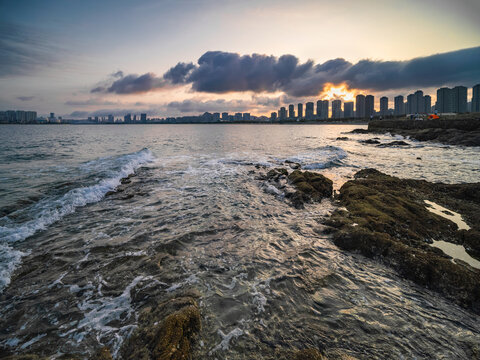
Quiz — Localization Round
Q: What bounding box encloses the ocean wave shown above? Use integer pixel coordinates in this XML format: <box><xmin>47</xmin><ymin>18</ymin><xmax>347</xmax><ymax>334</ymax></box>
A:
<box><xmin>283</xmin><ymin>145</ymin><xmax>347</xmax><ymax>170</ymax></box>
<box><xmin>0</xmin><ymin>148</ymin><xmax>154</xmax><ymax>293</ymax></box>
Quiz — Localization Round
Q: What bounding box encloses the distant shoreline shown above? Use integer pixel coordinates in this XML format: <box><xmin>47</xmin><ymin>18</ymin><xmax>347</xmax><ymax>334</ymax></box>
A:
<box><xmin>0</xmin><ymin>121</ymin><xmax>369</xmax><ymax>126</ymax></box>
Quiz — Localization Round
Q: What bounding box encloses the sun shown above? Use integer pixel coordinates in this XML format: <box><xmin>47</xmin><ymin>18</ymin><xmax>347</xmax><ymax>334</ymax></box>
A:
<box><xmin>320</xmin><ymin>83</ymin><xmax>356</xmax><ymax>101</ymax></box>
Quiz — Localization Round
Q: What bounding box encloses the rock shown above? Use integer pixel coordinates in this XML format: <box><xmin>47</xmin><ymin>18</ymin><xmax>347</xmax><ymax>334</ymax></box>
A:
<box><xmin>120</xmin><ymin>295</ymin><xmax>201</xmax><ymax>360</ymax></box>
<box><xmin>348</xmin><ymin>128</ymin><xmax>369</xmax><ymax>134</ymax></box>
<box><xmin>285</xmin><ymin>160</ymin><xmax>301</xmax><ymax>169</ymax></box>
<box><xmin>336</xmin><ymin>137</ymin><xmax>349</xmax><ymax>141</ymax></box>
<box><xmin>360</xmin><ymin>139</ymin><xmax>381</xmax><ymax>144</ymax></box>
<box><xmin>266</xmin><ymin>168</ymin><xmax>289</xmax><ymax>181</ymax></box>
<box><xmin>287</xmin><ymin>170</ymin><xmax>333</xmax><ymax>208</ymax></box>
<box><xmin>376</xmin><ymin>140</ymin><xmax>409</xmax><ymax>147</ymax></box>
<box><xmin>325</xmin><ymin>169</ymin><xmax>480</xmax><ymax>313</ymax></box>
<box><xmin>293</xmin><ymin>349</ymin><xmax>326</xmax><ymax>360</ymax></box>
<box><xmin>91</xmin><ymin>347</ymin><xmax>113</xmax><ymax>360</ymax></box>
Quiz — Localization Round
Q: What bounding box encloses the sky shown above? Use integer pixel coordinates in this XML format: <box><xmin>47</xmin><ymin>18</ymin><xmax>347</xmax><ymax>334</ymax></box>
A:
<box><xmin>1</xmin><ymin>0</ymin><xmax>479</xmax><ymax>118</ymax></box>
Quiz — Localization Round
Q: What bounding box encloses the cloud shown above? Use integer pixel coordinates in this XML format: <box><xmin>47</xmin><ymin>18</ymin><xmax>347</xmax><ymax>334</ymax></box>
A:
<box><xmin>91</xmin><ymin>72</ymin><xmax>170</xmax><ymax>94</ymax></box>
<box><xmin>163</xmin><ymin>62</ymin><xmax>195</xmax><ymax>84</ymax></box>
<box><xmin>173</xmin><ymin>47</ymin><xmax>480</xmax><ymax>96</ymax></box>
<box><xmin>92</xmin><ymin>46</ymin><xmax>480</xmax><ymax>97</ymax></box>
<box><xmin>17</xmin><ymin>96</ymin><xmax>35</xmax><ymax>101</ymax></box>
<box><xmin>65</xmin><ymin>98</ymin><xmax>119</xmax><ymax>106</ymax></box>
<box><xmin>0</xmin><ymin>23</ymin><xmax>59</xmax><ymax>77</ymax></box>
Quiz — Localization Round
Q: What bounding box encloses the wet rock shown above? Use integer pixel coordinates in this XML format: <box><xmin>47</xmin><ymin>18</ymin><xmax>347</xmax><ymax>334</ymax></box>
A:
<box><xmin>293</xmin><ymin>349</ymin><xmax>326</xmax><ymax>360</ymax></box>
<box><xmin>266</xmin><ymin>168</ymin><xmax>289</xmax><ymax>181</ymax></box>
<box><xmin>287</xmin><ymin>170</ymin><xmax>333</xmax><ymax>207</ymax></box>
<box><xmin>376</xmin><ymin>140</ymin><xmax>409</xmax><ymax>147</ymax></box>
<box><xmin>348</xmin><ymin>128</ymin><xmax>369</xmax><ymax>134</ymax></box>
<box><xmin>325</xmin><ymin>169</ymin><xmax>480</xmax><ymax>313</ymax></box>
<box><xmin>336</xmin><ymin>137</ymin><xmax>349</xmax><ymax>141</ymax></box>
<box><xmin>120</xmin><ymin>295</ymin><xmax>201</xmax><ymax>360</ymax></box>
<box><xmin>360</xmin><ymin>139</ymin><xmax>381</xmax><ymax>144</ymax></box>
<box><xmin>285</xmin><ymin>160</ymin><xmax>301</xmax><ymax>169</ymax></box>
<box><xmin>368</xmin><ymin>118</ymin><xmax>480</xmax><ymax>146</ymax></box>
<box><xmin>90</xmin><ymin>347</ymin><xmax>113</xmax><ymax>360</ymax></box>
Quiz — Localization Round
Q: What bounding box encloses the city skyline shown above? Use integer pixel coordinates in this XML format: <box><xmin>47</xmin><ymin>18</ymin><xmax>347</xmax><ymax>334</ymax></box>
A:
<box><xmin>1</xmin><ymin>0</ymin><xmax>480</xmax><ymax>118</ymax></box>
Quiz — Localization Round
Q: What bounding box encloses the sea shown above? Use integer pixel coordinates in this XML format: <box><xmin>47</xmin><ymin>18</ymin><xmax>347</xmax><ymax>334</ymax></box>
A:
<box><xmin>0</xmin><ymin>124</ymin><xmax>479</xmax><ymax>359</ymax></box>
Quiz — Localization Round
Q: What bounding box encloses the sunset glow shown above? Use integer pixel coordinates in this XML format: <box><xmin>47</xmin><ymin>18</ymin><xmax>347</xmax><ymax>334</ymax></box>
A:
<box><xmin>320</xmin><ymin>83</ymin><xmax>357</xmax><ymax>102</ymax></box>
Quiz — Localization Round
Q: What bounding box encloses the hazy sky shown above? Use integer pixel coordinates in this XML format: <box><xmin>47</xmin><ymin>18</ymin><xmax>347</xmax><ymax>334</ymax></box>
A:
<box><xmin>1</xmin><ymin>0</ymin><xmax>479</xmax><ymax>117</ymax></box>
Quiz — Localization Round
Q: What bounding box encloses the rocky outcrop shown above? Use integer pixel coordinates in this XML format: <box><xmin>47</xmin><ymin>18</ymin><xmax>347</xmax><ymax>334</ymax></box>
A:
<box><xmin>119</xmin><ymin>295</ymin><xmax>201</xmax><ymax>360</ymax></box>
<box><xmin>324</xmin><ymin>169</ymin><xmax>480</xmax><ymax>312</ymax></box>
<box><xmin>263</xmin><ymin>168</ymin><xmax>333</xmax><ymax>208</ymax></box>
<box><xmin>368</xmin><ymin>118</ymin><xmax>480</xmax><ymax>146</ymax></box>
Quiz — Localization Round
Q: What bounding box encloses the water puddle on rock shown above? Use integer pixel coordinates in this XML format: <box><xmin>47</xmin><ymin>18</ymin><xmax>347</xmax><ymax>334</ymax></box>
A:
<box><xmin>424</xmin><ymin>200</ymin><xmax>479</xmax><ymax>269</ymax></box>
<box><xmin>424</xmin><ymin>200</ymin><xmax>470</xmax><ymax>230</ymax></box>
<box><xmin>431</xmin><ymin>240</ymin><xmax>480</xmax><ymax>269</ymax></box>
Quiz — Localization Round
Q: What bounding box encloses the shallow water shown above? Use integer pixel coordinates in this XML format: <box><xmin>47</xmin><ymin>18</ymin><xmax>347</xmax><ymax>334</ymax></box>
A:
<box><xmin>0</xmin><ymin>124</ymin><xmax>479</xmax><ymax>359</ymax></box>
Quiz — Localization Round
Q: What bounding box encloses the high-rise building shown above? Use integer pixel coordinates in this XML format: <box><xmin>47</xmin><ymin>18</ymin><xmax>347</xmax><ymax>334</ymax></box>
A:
<box><xmin>380</xmin><ymin>97</ymin><xmax>388</xmax><ymax>116</ymax></box>
<box><xmin>344</xmin><ymin>101</ymin><xmax>354</xmax><ymax>118</ymax></box>
<box><xmin>234</xmin><ymin>113</ymin><xmax>243</xmax><ymax>121</ymax></box>
<box><xmin>297</xmin><ymin>103</ymin><xmax>303</xmax><ymax>119</ymax></box>
<box><xmin>320</xmin><ymin>100</ymin><xmax>329</xmax><ymax>120</ymax></box>
<box><xmin>25</xmin><ymin>111</ymin><xmax>37</xmax><ymax>123</ymax></box>
<box><xmin>288</xmin><ymin>104</ymin><xmax>295</xmax><ymax>119</ymax></box>
<box><xmin>278</xmin><ymin>107</ymin><xmax>287</xmax><ymax>120</ymax></box>
<box><xmin>436</xmin><ymin>87</ymin><xmax>453</xmax><ymax>113</ymax></box>
<box><xmin>271</xmin><ymin>112</ymin><xmax>277</xmax><ymax>121</ymax></box>
<box><xmin>212</xmin><ymin>113</ymin><xmax>220</xmax><ymax>121</ymax></box>
<box><xmin>331</xmin><ymin>100</ymin><xmax>342</xmax><ymax>119</ymax></box>
<box><xmin>243</xmin><ymin>113</ymin><xmax>251</xmax><ymax>121</ymax></box>
<box><xmin>414</xmin><ymin>90</ymin><xmax>425</xmax><ymax>114</ymax></box>
<box><xmin>473</xmin><ymin>84</ymin><xmax>480</xmax><ymax>113</ymax></box>
<box><xmin>140</xmin><ymin>113</ymin><xmax>147</xmax><ymax>122</ymax></box>
<box><xmin>406</xmin><ymin>94</ymin><xmax>414</xmax><ymax>114</ymax></box>
<box><xmin>452</xmin><ymin>86</ymin><xmax>467</xmax><ymax>113</ymax></box>
<box><xmin>365</xmin><ymin>95</ymin><xmax>374</xmax><ymax>118</ymax></box>
<box><xmin>221</xmin><ymin>112</ymin><xmax>229</xmax><ymax>120</ymax></box>
<box><xmin>305</xmin><ymin>102</ymin><xmax>314</xmax><ymax>119</ymax></box>
<box><xmin>424</xmin><ymin>96</ymin><xmax>431</xmax><ymax>113</ymax></box>
<box><xmin>316</xmin><ymin>100</ymin><xmax>322</xmax><ymax>118</ymax></box>
<box><xmin>355</xmin><ymin>95</ymin><xmax>365</xmax><ymax>118</ymax></box>
<box><xmin>394</xmin><ymin>95</ymin><xmax>404</xmax><ymax>116</ymax></box>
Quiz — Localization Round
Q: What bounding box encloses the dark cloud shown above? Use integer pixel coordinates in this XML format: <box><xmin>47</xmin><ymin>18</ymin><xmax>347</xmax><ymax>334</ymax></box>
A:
<box><xmin>93</xmin><ymin>47</ymin><xmax>480</xmax><ymax>97</ymax></box>
<box><xmin>17</xmin><ymin>96</ymin><xmax>35</xmax><ymax>101</ymax></box>
<box><xmin>163</xmin><ymin>62</ymin><xmax>195</xmax><ymax>84</ymax></box>
<box><xmin>0</xmin><ymin>23</ymin><xmax>59</xmax><ymax>77</ymax></box>
<box><xmin>91</xmin><ymin>72</ymin><xmax>169</xmax><ymax>94</ymax></box>
<box><xmin>184</xmin><ymin>51</ymin><xmax>314</xmax><ymax>93</ymax></box>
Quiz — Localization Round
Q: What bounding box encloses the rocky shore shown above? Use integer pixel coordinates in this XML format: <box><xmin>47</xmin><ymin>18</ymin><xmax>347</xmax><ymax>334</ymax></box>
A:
<box><xmin>324</xmin><ymin>169</ymin><xmax>480</xmax><ymax>313</ymax></box>
<box><xmin>366</xmin><ymin>117</ymin><xmax>480</xmax><ymax>146</ymax></box>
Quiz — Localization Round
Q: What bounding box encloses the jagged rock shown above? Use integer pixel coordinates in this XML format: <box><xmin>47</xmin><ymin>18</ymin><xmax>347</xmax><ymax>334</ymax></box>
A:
<box><xmin>376</xmin><ymin>140</ymin><xmax>409</xmax><ymax>147</ymax></box>
<box><xmin>286</xmin><ymin>170</ymin><xmax>333</xmax><ymax>208</ymax></box>
<box><xmin>120</xmin><ymin>295</ymin><xmax>201</xmax><ymax>360</ymax></box>
<box><xmin>360</xmin><ymin>139</ymin><xmax>381</xmax><ymax>144</ymax></box>
<box><xmin>348</xmin><ymin>128</ymin><xmax>369</xmax><ymax>134</ymax></box>
<box><xmin>336</xmin><ymin>137</ymin><xmax>349</xmax><ymax>141</ymax></box>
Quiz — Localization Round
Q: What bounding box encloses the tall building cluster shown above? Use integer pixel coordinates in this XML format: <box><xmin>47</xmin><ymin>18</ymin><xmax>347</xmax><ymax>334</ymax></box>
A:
<box><xmin>0</xmin><ymin>110</ymin><xmax>37</xmax><ymax>123</ymax></box>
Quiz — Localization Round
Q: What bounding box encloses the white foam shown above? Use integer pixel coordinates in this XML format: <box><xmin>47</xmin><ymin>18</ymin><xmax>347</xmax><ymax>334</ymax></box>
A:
<box><xmin>0</xmin><ymin>149</ymin><xmax>154</xmax><ymax>293</ymax></box>
<box><xmin>167</xmin><ymin>274</ymin><xmax>199</xmax><ymax>292</ymax></box>
<box><xmin>61</xmin><ymin>275</ymin><xmax>152</xmax><ymax>357</ymax></box>
<box><xmin>283</xmin><ymin>146</ymin><xmax>347</xmax><ymax>170</ymax></box>
<box><xmin>209</xmin><ymin>328</ymin><xmax>244</xmax><ymax>355</ymax></box>
<box><xmin>0</xmin><ymin>244</ymin><xmax>27</xmax><ymax>291</ymax></box>
<box><xmin>20</xmin><ymin>333</ymin><xmax>47</xmax><ymax>349</ymax></box>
